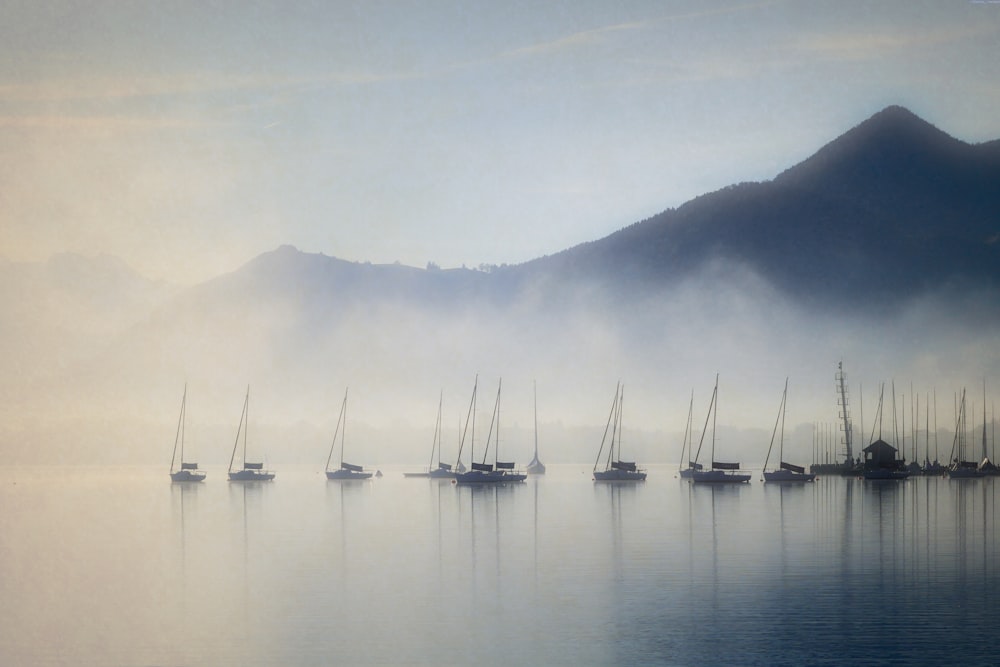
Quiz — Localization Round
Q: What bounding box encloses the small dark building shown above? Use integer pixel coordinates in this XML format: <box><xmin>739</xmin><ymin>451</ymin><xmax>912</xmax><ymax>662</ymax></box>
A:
<box><xmin>862</xmin><ymin>439</ymin><xmax>905</xmax><ymax>471</ymax></box>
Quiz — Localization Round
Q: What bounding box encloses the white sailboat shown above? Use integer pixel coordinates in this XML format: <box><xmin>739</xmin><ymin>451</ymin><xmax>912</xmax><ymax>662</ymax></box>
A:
<box><xmin>169</xmin><ymin>383</ymin><xmax>206</xmax><ymax>482</ymax></box>
<box><xmin>762</xmin><ymin>378</ymin><xmax>815</xmax><ymax>482</ymax></box>
<box><xmin>325</xmin><ymin>388</ymin><xmax>373</xmax><ymax>480</ymax></box>
<box><xmin>227</xmin><ymin>386</ymin><xmax>275</xmax><ymax>481</ymax></box>
<box><xmin>691</xmin><ymin>375</ymin><xmax>750</xmax><ymax>484</ymax></box>
<box><xmin>526</xmin><ymin>381</ymin><xmax>545</xmax><ymax>475</ymax></box>
<box><xmin>593</xmin><ymin>383</ymin><xmax>646</xmax><ymax>482</ymax></box>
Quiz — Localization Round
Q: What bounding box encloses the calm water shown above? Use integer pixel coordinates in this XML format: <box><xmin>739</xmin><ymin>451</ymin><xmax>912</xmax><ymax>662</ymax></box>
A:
<box><xmin>2</xmin><ymin>464</ymin><xmax>999</xmax><ymax>666</ymax></box>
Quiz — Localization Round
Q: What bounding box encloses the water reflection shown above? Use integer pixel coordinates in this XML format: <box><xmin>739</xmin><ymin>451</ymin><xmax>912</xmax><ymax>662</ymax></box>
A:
<box><xmin>7</xmin><ymin>467</ymin><xmax>1000</xmax><ymax>665</ymax></box>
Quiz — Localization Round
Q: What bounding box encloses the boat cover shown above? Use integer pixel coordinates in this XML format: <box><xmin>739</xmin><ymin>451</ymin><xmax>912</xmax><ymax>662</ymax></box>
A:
<box><xmin>712</xmin><ymin>461</ymin><xmax>741</xmax><ymax>470</ymax></box>
<box><xmin>780</xmin><ymin>461</ymin><xmax>805</xmax><ymax>473</ymax></box>
<box><xmin>244</xmin><ymin>462</ymin><xmax>264</xmax><ymax>470</ymax></box>
<box><xmin>341</xmin><ymin>462</ymin><xmax>364</xmax><ymax>472</ymax></box>
<box><xmin>438</xmin><ymin>462</ymin><xmax>453</xmax><ymax>471</ymax></box>
<box><xmin>496</xmin><ymin>461</ymin><xmax>515</xmax><ymax>469</ymax></box>
<box><xmin>612</xmin><ymin>461</ymin><xmax>637</xmax><ymax>471</ymax></box>
<box><xmin>471</xmin><ymin>462</ymin><xmax>494</xmax><ymax>472</ymax></box>
<box><xmin>688</xmin><ymin>461</ymin><xmax>704</xmax><ymax>470</ymax></box>
<box><xmin>181</xmin><ymin>462</ymin><xmax>199</xmax><ymax>470</ymax></box>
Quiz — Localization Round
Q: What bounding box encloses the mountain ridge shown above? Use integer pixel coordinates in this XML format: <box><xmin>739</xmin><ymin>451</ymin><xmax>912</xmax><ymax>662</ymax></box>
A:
<box><xmin>523</xmin><ymin>105</ymin><xmax>1000</xmax><ymax>308</ymax></box>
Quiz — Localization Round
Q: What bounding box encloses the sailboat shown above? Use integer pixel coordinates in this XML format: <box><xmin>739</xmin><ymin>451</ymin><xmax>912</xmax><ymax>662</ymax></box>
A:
<box><xmin>227</xmin><ymin>386</ymin><xmax>275</xmax><ymax>481</ymax></box>
<box><xmin>593</xmin><ymin>383</ymin><xmax>646</xmax><ymax>482</ymax></box>
<box><xmin>977</xmin><ymin>382</ymin><xmax>998</xmax><ymax>475</ymax></box>
<box><xmin>404</xmin><ymin>390</ymin><xmax>455</xmax><ymax>478</ymax></box>
<box><xmin>762</xmin><ymin>378</ymin><xmax>815</xmax><ymax>482</ymax></box>
<box><xmin>526</xmin><ymin>381</ymin><xmax>545</xmax><ymax>475</ymax></box>
<box><xmin>946</xmin><ymin>388</ymin><xmax>982</xmax><ymax>479</ymax></box>
<box><xmin>678</xmin><ymin>389</ymin><xmax>701</xmax><ymax>479</ymax></box>
<box><xmin>325</xmin><ymin>388</ymin><xmax>374</xmax><ymax>480</ymax></box>
<box><xmin>169</xmin><ymin>384</ymin><xmax>206</xmax><ymax>482</ymax></box>
<box><xmin>454</xmin><ymin>377</ymin><xmax>526</xmax><ymax>484</ymax></box>
<box><xmin>691</xmin><ymin>375</ymin><xmax>750</xmax><ymax>484</ymax></box>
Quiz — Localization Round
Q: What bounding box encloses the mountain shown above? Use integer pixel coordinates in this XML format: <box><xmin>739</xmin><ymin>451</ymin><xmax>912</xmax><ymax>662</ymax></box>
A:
<box><xmin>525</xmin><ymin>105</ymin><xmax>1000</xmax><ymax>309</ymax></box>
<box><xmin>3</xmin><ymin>106</ymin><xmax>999</xmax><ymax>465</ymax></box>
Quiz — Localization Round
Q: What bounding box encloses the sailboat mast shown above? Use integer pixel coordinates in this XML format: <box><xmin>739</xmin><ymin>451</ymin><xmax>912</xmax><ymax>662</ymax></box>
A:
<box><xmin>325</xmin><ymin>389</ymin><xmax>348</xmax><ymax>472</ymax></box>
<box><xmin>341</xmin><ymin>388</ymin><xmax>348</xmax><ymax>466</ymax></box>
<box><xmin>617</xmin><ymin>385</ymin><xmax>625</xmax><ymax>464</ymax></box>
<box><xmin>711</xmin><ymin>374</ymin><xmax>719</xmax><ymax>467</ymax></box>
<box><xmin>229</xmin><ymin>387</ymin><xmax>249</xmax><ymax>473</ymax></box>
<box><xmin>170</xmin><ymin>384</ymin><xmax>187</xmax><ymax>474</ymax></box>
<box><xmin>495</xmin><ymin>378</ymin><xmax>502</xmax><ymax>466</ymax></box>
<box><xmin>692</xmin><ymin>378</ymin><xmax>717</xmax><ymax>468</ymax></box>
<box><xmin>983</xmin><ymin>380</ymin><xmax>989</xmax><ymax>462</ymax></box>
<box><xmin>925</xmin><ymin>392</ymin><xmax>930</xmax><ymax>464</ymax></box>
<box><xmin>455</xmin><ymin>375</ymin><xmax>477</xmax><ymax>469</ymax></box>
<box><xmin>837</xmin><ymin>362</ymin><xmax>853</xmax><ymax>464</ymax></box>
<box><xmin>606</xmin><ymin>385</ymin><xmax>621</xmax><ymax>469</ymax></box>
<box><xmin>594</xmin><ymin>382</ymin><xmax>620</xmax><ymax>472</ymax></box>
<box><xmin>779</xmin><ymin>379</ymin><xmax>788</xmax><ymax>463</ymax></box>
<box><xmin>533</xmin><ymin>380</ymin><xmax>538</xmax><ymax>461</ymax></box>
<box><xmin>243</xmin><ymin>387</ymin><xmax>249</xmax><ymax>466</ymax></box>
<box><xmin>934</xmin><ymin>389</ymin><xmax>939</xmax><ymax>463</ymax></box>
<box><xmin>430</xmin><ymin>390</ymin><xmax>443</xmax><ymax>471</ymax></box>
<box><xmin>763</xmin><ymin>380</ymin><xmax>784</xmax><ymax>473</ymax></box>
<box><xmin>679</xmin><ymin>389</ymin><xmax>693</xmax><ymax>471</ymax></box>
<box><xmin>180</xmin><ymin>387</ymin><xmax>186</xmax><ymax>466</ymax></box>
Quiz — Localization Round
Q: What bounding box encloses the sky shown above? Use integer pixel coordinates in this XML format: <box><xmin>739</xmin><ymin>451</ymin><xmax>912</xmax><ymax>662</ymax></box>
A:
<box><xmin>2</xmin><ymin>0</ymin><xmax>999</xmax><ymax>284</ymax></box>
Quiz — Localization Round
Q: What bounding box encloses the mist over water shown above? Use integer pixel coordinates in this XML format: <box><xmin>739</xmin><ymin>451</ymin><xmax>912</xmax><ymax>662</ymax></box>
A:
<box><xmin>3</xmin><ymin>465</ymin><xmax>1000</xmax><ymax>666</ymax></box>
<box><xmin>3</xmin><ymin>253</ymin><xmax>998</xmax><ymax>468</ymax></box>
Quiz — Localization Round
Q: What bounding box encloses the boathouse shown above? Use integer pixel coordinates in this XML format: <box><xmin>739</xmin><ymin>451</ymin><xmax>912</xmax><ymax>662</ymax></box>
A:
<box><xmin>862</xmin><ymin>439</ymin><xmax>902</xmax><ymax>470</ymax></box>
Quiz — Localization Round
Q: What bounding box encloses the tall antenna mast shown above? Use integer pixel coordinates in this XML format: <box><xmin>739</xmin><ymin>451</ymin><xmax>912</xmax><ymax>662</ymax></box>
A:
<box><xmin>836</xmin><ymin>362</ymin><xmax>853</xmax><ymax>464</ymax></box>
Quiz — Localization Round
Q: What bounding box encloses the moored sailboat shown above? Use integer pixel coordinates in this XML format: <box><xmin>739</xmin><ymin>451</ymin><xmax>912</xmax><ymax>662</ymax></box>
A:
<box><xmin>325</xmin><ymin>388</ymin><xmax>374</xmax><ymax>481</ymax></box>
<box><xmin>593</xmin><ymin>382</ymin><xmax>646</xmax><ymax>482</ymax></box>
<box><xmin>227</xmin><ymin>386</ymin><xmax>275</xmax><ymax>481</ymax></box>
<box><xmin>691</xmin><ymin>375</ymin><xmax>750</xmax><ymax>484</ymax></box>
<box><xmin>404</xmin><ymin>390</ymin><xmax>455</xmax><ymax>478</ymax></box>
<box><xmin>946</xmin><ymin>388</ymin><xmax>983</xmax><ymax>479</ymax></box>
<box><xmin>762</xmin><ymin>378</ymin><xmax>815</xmax><ymax>482</ymax></box>
<box><xmin>169</xmin><ymin>383</ymin><xmax>206</xmax><ymax>482</ymax></box>
<box><xmin>454</xmin><ymin>377</ymin><xmax>526</xmax><ymax>484</ymax></box>
<box><xmin>678</xmin><ymin>389</ymin><xmax>702</xmax><ymax>479</ymax></box>
<box><xmin>526</xmin><ymin>381</ymin><xmax>545</xmax><ymax>475</ymax></box>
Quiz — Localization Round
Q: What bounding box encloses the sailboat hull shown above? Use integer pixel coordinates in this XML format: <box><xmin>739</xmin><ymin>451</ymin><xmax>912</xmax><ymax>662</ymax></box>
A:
<box><xmin>945</xmin><ymin>467</ymin><xmax>983</xmax><ymax>479</ymax></box>
<box><xmin>326</xmin><ymin>469</ymin><xmax>373</xmax><ymax>480</ymax></box>
<box><xmin>170</xmin><ymin>470</ymin><xmax>206</xmax><ymax>482</ymax></box>
<box><xmin>454</xmin><ymin>470</ymin><xmax>526</xmax><ymax>484</ymax></box>
<box><xmin>691</xmin><ymin>469</ymin><xmax>751</xmax><ymax>484</ymax></box>
<box><xmin>228</xmin><ymin>470</ymin><xmax>275</xmax><ymax>481</ymax></box>
<box><xmin>593</xmin><ymin>469</ymin><xmax>647</xmax><ymax>482</ymax></box>
<box><xmin>763</xmin><ymin>470</ymin><xmax>815</xmax><ymax>483</ymax></box>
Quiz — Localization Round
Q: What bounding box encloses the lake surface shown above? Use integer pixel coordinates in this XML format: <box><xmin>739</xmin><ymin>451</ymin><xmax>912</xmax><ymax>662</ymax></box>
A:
<box><xmin>2</xmin><ymin>464</ymin><xmax>999</xmax><ymax>666</ymax></box>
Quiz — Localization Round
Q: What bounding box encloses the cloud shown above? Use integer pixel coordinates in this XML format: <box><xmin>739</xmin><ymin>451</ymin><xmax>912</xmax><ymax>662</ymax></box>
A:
<box><xmin>500</xmin><ymin>1</ymin><xmax>787</xmax><ymax>60</ymax></box>
<box><xmin>789</xmin><ymin>23</ymin><xmax>998</xmax><ymax>64</ymax></box>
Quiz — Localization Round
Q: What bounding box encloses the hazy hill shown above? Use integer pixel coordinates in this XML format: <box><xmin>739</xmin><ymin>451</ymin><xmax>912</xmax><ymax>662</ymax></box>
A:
<box><xmin>527</xmin><ymin>106</ymin><xmax>1000</xmax><ymax>309</ymax></box>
